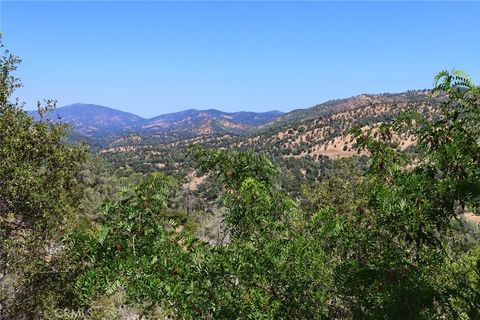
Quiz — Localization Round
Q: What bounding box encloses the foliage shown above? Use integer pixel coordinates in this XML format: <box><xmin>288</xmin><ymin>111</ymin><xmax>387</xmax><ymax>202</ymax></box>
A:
<box><xmin>338</xmin><ymin>70</ymin><xmax>480</xmax><ymax>318</ymax></box>
<box><xmin>71</xmin><ymin>148</ymin><xmax>330</xmax><ymax>319</ymax></box>
<box><xmin>0</xmin><ymin>45</ymin><xmax>87</xmax><ymax>319</ymax></box>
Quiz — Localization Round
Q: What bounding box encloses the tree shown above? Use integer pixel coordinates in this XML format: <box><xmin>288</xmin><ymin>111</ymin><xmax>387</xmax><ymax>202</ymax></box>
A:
<box><xmin>324</xmin><ymin>70</ymin><xmax>480</xmax><ymax>318</ymax></box>
<box><xmin>72</xmin><ymin>147</ymin><xmax>331</xmax><ymax>319</ymax></box>
<box><xmin>0</xmin><ymin>44</ymin><xmax>87</xmax><ymax>319</ymax></box>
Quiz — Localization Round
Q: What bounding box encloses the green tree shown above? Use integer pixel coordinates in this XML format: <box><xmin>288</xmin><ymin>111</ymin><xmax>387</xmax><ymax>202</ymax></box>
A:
<box><xmin>73</xmin><ymin>148</ymin><xmax>331</xmax><ymax>319</ymax></box>
<box><xmin>0</xmin><ymin>45</ymin><xmax>87</xmax><ymax>319</ymax></box>
<box><xmin>325</xmin><ymin>70</ymin><xmax>480</xmax><ymax>318</ymax></box>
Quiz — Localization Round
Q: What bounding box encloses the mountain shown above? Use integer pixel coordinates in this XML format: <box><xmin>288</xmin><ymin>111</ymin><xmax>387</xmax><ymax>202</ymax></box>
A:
<box><xmin>29</xmin><ymin>104</ymin><xmax>284</xmax><ymax>139</ymax></box>
<box><xmin>143</xmin><ymin>109</ymin><xmax>284</xmax><ymax>135</ymax></box>
<box><xmin>30</xmin><ymin>103</ymin><xmax>145</xmax><ymax>137</ymax></box>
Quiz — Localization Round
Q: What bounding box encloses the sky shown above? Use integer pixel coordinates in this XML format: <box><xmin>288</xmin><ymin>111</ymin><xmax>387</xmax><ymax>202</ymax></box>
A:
<box><xmin>0</xmin><ymin>1</ymin><xmax>479</xmax><ymax>118</ymax></box>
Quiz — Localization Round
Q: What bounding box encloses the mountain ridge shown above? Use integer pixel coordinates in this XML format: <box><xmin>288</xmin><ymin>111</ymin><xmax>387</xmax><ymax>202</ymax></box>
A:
<box><xmin>29</xmin><ymin>104</ymin><xmax>285</xmax><ymax>139</ymax></box>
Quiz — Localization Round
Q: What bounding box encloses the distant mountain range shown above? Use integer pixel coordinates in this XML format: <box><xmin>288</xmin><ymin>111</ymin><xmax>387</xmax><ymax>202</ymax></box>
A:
<box><xmin>29</xmin><ymin>104</ymin><xmax>284</xmax><ymax>138</ymax></box>
<box><xmin>29</xmin><ymin>91</ymin><xmax>440</xmax><ymax>152</ymax></box>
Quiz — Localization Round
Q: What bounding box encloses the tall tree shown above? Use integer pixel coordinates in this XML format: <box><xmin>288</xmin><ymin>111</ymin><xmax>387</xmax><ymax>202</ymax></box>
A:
<box><xmin>0</xmin><ymin>44</ymin><xmax>87</xmax><ymax>319</ymax></box>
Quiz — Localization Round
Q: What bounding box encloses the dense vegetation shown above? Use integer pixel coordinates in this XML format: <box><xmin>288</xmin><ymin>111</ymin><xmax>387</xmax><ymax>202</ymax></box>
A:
<box><xmin>1</xmin><ymin>45</ymin><xmax>479</xmax><ymax>319</ymax></box>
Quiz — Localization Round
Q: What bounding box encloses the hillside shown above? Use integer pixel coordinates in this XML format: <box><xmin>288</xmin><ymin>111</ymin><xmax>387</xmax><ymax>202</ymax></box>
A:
<box><xmin>241</xmin><ymin>90</ymin><xmax>440</xmax><ymax>160</ymax></box>
<box><xmin>94</xmin><ymin>90</ymin><xmax>443</xmax><ymax>199</ymax></box>
<box><xmin>98</xmin><ymin>90</ymin><xmax>441</xmax><ymax>163</ymax></box>
<box><xmin>268</xmin><ymin>90</ymin><xmax>431</xmax><ymax>128</ymax></box>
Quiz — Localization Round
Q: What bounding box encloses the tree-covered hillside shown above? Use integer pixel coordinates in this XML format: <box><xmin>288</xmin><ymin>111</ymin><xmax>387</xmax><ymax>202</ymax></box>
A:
<box><xmin>96</xmin><ymin>89</ymin><xmax>442</xmax><ymax>203</ymax></box>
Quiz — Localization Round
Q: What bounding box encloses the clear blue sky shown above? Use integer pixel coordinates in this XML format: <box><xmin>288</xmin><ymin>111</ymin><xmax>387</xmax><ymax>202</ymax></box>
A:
<box><xmin>1</xmin><ymin>1</ymin><xmax>479</xmax><ymax>118</ymax></box>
